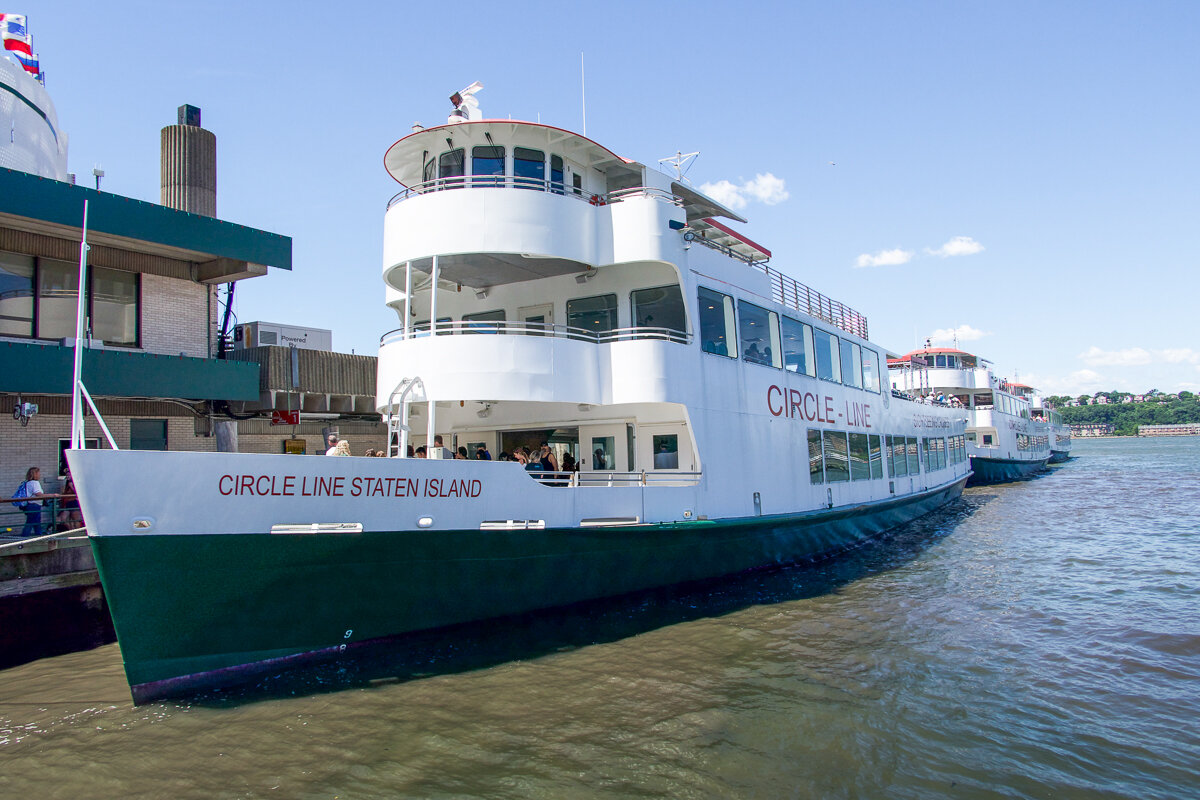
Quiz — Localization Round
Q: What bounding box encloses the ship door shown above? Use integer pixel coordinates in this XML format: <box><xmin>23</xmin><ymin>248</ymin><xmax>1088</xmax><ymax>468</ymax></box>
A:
<box><xmin>519</xmin><ymin>304</ymin><xmax>553</xmax><ymax>336</ymax></box>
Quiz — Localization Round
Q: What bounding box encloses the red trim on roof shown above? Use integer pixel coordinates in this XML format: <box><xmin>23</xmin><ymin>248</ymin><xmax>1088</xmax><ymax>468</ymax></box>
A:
<box><xmin>700</xmin><ymin>217</ymin><xmax>772</xmax><ymax>258</ymax></box>
<box><xmin>895</xmin><ymin>347</ymin><xmax>975</xmax><ymax>359</ymax></box>
<box><xmin>383</xmin><ymin>120</ymin><xmax>630</xmax><ymax>186</ymax></box>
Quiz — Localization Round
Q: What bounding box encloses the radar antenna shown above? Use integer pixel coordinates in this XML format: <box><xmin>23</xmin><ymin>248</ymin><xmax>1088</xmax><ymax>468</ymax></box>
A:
<box><xmin>658</xmin><ymin>150</ymin><xmax>700</xmax><ymax>182</ymax></box>
<box><xmin>448</xmin><ymin>81</ymin><xmax>484</xmax><ymax>124</ymax></box>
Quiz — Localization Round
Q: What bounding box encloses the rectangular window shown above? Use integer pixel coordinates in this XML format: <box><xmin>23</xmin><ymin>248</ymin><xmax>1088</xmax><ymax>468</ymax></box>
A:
<box><xmin>463</xmin><ymin>309</ymin><xmax>505</xmax><ymax>333</ymax></box>
<box><xmin>422</xmin><ymin>158</ymin><xmax>435</xmax><ymax>184</ymax></box>
<box><xmin>91</xmin><ymin>266</ymin><xmax>138</xmax><ymax>346</ymax></box>
<box><xmin>567</xmin><ymin>293</ymin><xmax>617</xmax><ymax>335</ymax></box>
<box><xmin>130</xmin><ymin>419</ymin><xmax>168</xmax><ymax>451</ymax></box>
<box><xmin>848</xmin><ymin>432</ymin><xmax>870</xmax><ymax>481</ymax></box>
<box><xmin>869</xmin><ymin>434</ymin><xmax>884</xmax><ymax>479</ymax></box>
<box><xmin>652</xmin><ymin>434</ymin><xmax>679</xmax><ymax>469</ymax></box>
<box><xmin>885</xmin><ymin>434</ymin><xmax>897</xmax><ymax>477</ymax></box>
<box><xmin>823</xmin><ymin>430</ymin><xmax>850</xmax><ymax>483</ymax></box>
<box><xmin>36</xmin><ymin>258</ymin><xmax>79</xmax><ymax>341</ymax></box>
<box><xmin>891</xmin><ymin>435</ymin><xmax>908</xmax><ymax>477</ymax></box>
<box><xmin>631</xmin><ymin>285</ymin><xmax>686</xmax><ymax>337</ymax></box>
<box><xmin>781</xmin><ymin>316</ymin><xmax>815</xmax><ymax>376</ymax></box>
<box><xmin>924</xmin><ymin>438</ymin><xmax>937</xmax><ymax>472</ymax></box>
<box><xmin>808</xmin><ymin>429</ymin><xmax>825</xmax><ymax>484</ymax></box>
<box><xmin>0</xmin><ymin>252</ymin><xmax>34</xmax><ymax>336</ymax></box>
<box><xmin>471</xmin><ymin>144</ymin><xmax>505</xmax><ymax>186</ymax></box>
<box><xmin>590</xmin><ymin>436</ymin><xmax>614</xmax><ymax>470</ymax></box>
<box><xmin>698</xmin><ymin>287</ymin><xmax>736</xmax><ymax>358</ymax></box>
<box><xmin>813</xmin><ymin>328</ymin><xmax>841</xmax><ymax>382</ymax></box>
<box><xmin>513</xmin><ymin>147</ymin><xmax>545</xmax><ymax>188</ymax></box>
<box><xmin>738</xmin><ymin>301</ymin><xmax>780</xmax><ymax>368</ymax></box>
<box><xmin>840</xmin><ymin>340</ymin><xmax>863</xmax><ymax>389</ymax></box>
<box><xmin>983</xmin><ymin>433</ymin><xmax>994</xmax><ymax>446</ymax></box>
<box><xmin>438</xmin><ymin>148</ymin><xmax>465</xmax><ymax>186</ymax></box>
<box><xmin>861</xmin><ymin>348</ymin><xmax>881</xmax><ymax>393</ymax></box>
<box><xmin>906</xmin><ymin>436</ymin><xmax>919</xmax><ymax>475</ymax></box>
<box><xmin>550</xmin><ymin>154</ymin><xmax>565</xmax><ymax>194</ymax></box>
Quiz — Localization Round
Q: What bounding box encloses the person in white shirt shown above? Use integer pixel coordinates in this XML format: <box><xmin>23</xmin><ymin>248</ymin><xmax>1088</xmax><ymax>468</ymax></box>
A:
<box><xmin>19</xmin><ymin>466</ymin><xmax>47</xmax><ymax>537</ymax></box>
<box><xmin>325</xmin><ymin>434</ymin><xmax>340</xmax><ymax>456</ymax></box>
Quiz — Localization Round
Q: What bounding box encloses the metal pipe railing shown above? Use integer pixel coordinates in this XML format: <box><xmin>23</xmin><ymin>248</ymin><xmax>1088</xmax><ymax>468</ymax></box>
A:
<box><xmin>381</xmin><ymin>321</ymin><xmax>691</xmax><ymax>347</ymax></box>
<box><xmin>387</xmin><ymin>179</ymin><xmax>684</xmax><ymax>210</ymax></box>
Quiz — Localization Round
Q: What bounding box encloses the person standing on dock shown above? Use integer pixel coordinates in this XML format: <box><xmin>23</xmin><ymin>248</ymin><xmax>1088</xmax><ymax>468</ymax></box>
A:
<box><xmin>18</xmin><ymin>467</ymin><xmax>47</xmax><ymax>538</ymax></box>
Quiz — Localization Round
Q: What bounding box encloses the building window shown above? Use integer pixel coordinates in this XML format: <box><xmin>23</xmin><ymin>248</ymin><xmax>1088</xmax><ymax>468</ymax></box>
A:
<box><xmin>36</xmin><ymin>258</ymin><xmax>79</xmax><ymax>341</ymax></box>
<box><xmin>781</xmin><ymin>316</ymin><xmax>815</xmax><ymax>376</ymax></box>
<box><xmin>567</xmin><ymin>293</ymin><xmax>617</xmax><ymax>335</ymax></box>
<box><xmin>631</xmin><ymin>285</ymin><xmax>686</xmax><ymax>337</ymax></box>
<box><xmin>130</xmin><ymin>419</ymin><xmax>168</xmax><ymax>451</ymax></box>
<box><xmin>738</xmin><ymin>301</ymin><xmax>780</xmax><ymax>368</ymax></box>
<box><xmin>513</xmin><ymin>147</ymin><xmax>545</xmax><ymax>188</ymax></box>
<box><xmin>813</xmin><ymin>328</ymin><xmax>841</xmax><ymax>382</ymax></box>
<box><xmin>0</xmin><ymin>251</ymin><xmax>34</xmax><ymax>337</ymax></box>
<box><xmin>91</xmin><ymin>266</ymin><xmax>138</xmax><ymax>346</ymax></box>
<box><xmin>698</xmin><ymin>287</ymin><xmax>736</xmax><ymax>358</ymax></box>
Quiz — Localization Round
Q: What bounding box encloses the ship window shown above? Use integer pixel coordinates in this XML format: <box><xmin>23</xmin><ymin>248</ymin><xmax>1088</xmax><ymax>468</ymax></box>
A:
<box><xmin>567</xmin><ymin>293</ymin><xmax>617</xmax><ymax>335</ymax></box>
<box><xmin>869</xmin><ymin>434</ymin><xmax>884</xmax><ymax>479</ymax></box>
<box><xmin>781</xmin><ymin>316</ymin><xmax>815</xmax><ymax>376</ymax></box>
<box><xmin>550</xmin><ymin>154</ymin><xmax>565</xmax><ymax>194</ymax></box>
<box><xmin>698</xmin><ymin>287</ymin><xmax>736</xmax><ymax>358</ymax></box>
<box><xmin>935</xmin><ymin>354</ymin><xmax>946</xmax><ymax>367</ymax></box>
<box><xmin>438</xmin><ymin>148</ymin><xmax>465</xmax><ymax>181</ymax></box>
<box><xmin>861</xmin><ymin>348</ymin><xmax>881</xmax><ymax>393</ymax></box>
<box><xmin>983</xmin><ymin>433</ymin><xmax>994</xmax><ymax>446</ymax></box>
<box><xmin>573</xmin><ymin>173</ymin><xmax>583</xmax><ymax>196</ymax></box>
<box><xmin>632</xmin><ymin>285</ymin><xmax>686</xmax><ymax>338</ymax></box>
<box><xmin>808</xmin><ymin>429</ymin><xmax>824</xmax><ymax>484</ymax></box>
<box><xmin>813</xmin><ymin>328</ymin><xmax>841</xmax><ymax>382</ymax></box>
<box><xmin>423</xmin><ymin>158</ymin><xmax>435</xmax><ymax>184</ymax></box>
<box><xmin>848</xmin><ymin>433</ymin><xmax>870</xmax><ymax>481</ymax></box>
<box><xmin>653</xmin><ymin>435</ymin><xmax>679</xmax><ymax>469</ymax></box>
<box><xmin>840</xmin><ymin>340</ymin><xmax>863</xmax><ymax>389</ymax></box>
<box><xmin>513</xmin><ymin>147</ymin><xmax>545</xmax><ymax>188</ymax></box>
<box><xmin>591</xmin><ymin>436</ymin><xmax>614</xmax><ymax>470</ymax></box>
<box><xmin>890</xmin><ymin>435</ymin><xmax>908</xmax><ymax>477</ymax></box>
<box><xmin>906</xmin><ymin>436</ymin><xmax>919</xmax><ymax>474</ymax></box>
<box><xmin>0</xmin><ymin>251</ymin><xmax>34</xmax><ymax>337</ymax></box>
<box><xmin>463</xmin><ymin>309</ymin><xmax>505</xmax><ymax>333</ymax></box>
<box><xmin>823</xmin><ymin>431</ymin><xmax>849</xmax><ymax>482</ymax></box>
<box><xmin>738</xmin><ymin>301</ymin><xmax>780</xmax><ymax>368</ymax></box>
<box><xmin>471</xmin><ymin>145</ymin><xmax>505</xmax><ymax>185</ymax></box>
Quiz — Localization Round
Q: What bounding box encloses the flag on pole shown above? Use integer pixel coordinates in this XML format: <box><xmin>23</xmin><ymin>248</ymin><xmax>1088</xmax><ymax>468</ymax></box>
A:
<box><xmin>13</xmin><ymin>48</ymin><xmax>36</xmax><ymax>76</ymax></box>
<box><xmin>0</xmin><ymin>13</ymin><xmax>27</xmax><ymax>38</ymax></box>
<box><xmin>0</xmin><ymin>14</ymin><xmax>40</xmax><ymax>81</ymax></box>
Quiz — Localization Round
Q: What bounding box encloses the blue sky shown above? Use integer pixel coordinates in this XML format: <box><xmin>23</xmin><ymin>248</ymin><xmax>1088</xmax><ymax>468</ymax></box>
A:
<box><xmin>21</xmin><ymin>1</ymin><xmax>1200</xmax><ymax>395</ymax></box>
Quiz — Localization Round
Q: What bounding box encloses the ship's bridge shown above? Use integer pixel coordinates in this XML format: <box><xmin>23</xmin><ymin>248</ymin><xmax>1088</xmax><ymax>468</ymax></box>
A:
<box><xmin>380</xmin><ymin>120</ymin><xmax>744</xmax><ymax>294</ymax></box>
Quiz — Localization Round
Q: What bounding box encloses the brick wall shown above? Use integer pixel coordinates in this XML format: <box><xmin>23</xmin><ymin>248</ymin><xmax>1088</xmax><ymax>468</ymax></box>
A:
<box><xmin>139</xmin><ymin>274</ymin><xmax>217</xmax><ymax>358</ymax></box>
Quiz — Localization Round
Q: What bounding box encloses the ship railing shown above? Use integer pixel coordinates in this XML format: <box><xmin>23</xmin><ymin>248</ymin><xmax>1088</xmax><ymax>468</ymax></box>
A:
<box><xmin>528</xmin><ymin>470</ymin><xmax>703</xmax><ymax>487</ymax></box>
<box><xmin>763</xmin><ymin>267</ymin><xmax>869</xmax><ymax>340</ymax></box>
<box><xmin>381</xmin><ymin>321</ymin><xmax>691</xmax><ymax>347</ymax></box>
<box><xmin>387</xmin><ymin>178</ymin><xmax>684</xmax><ymax>210</ymax></box>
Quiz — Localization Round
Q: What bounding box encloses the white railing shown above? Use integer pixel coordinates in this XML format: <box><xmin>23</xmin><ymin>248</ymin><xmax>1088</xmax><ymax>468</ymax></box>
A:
<box><xmin>381</xmin><ymin>320</ymin><xmax>691</xmax><ymax>347</ymax></box>
<box><xmin>387</xmin><ymin>179</ymin><xmax>684</xmax><ymax>210</ymax></box>
<box><xmin>528</xmin><ymin>470</ymin><xmax>703</xmax><ymax>487</ymax></box>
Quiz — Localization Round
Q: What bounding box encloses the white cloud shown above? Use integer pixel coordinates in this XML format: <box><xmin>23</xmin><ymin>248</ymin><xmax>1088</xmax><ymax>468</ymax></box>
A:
<box><xmin>698</xmin><ymin>173</ymin><xmax>789</xmax><ymax>210</ymax></box>
<box><xmin>1158</xmin><ymin>348</ymin><xmax>1200</xmax><ymax>364</ymax></box>
<box><xmin>928</xmin><ymin>324</ymin><xmax>989</xmax><ymax>345</ymax></box>
<box><xmin>1079</xmin><ymin>346</ymin><xmax>1153</xmax><ymax>367</ymax></box>
<box><xmin>855</xmin><ymin>248</ymin><xmax>914</xmax><ymax>268</ymax></box>
<box><xmin>926</xmin><ymin>236</ymin><xmax>984</xmax><ymax>257</ymax></box>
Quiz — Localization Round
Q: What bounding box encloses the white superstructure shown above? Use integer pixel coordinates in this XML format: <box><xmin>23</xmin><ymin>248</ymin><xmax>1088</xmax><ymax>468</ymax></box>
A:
<box><xmin>0</xmin><ymin>56</ymin><xmax>67</xmax><ymax>180</ymax></box>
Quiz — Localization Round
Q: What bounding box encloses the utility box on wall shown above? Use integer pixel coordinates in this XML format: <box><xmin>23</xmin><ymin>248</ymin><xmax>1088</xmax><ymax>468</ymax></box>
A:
<box><xmin>233</xmin><ymin>322</ymin><xmax>333</xmax><ymax>352</ymax></box>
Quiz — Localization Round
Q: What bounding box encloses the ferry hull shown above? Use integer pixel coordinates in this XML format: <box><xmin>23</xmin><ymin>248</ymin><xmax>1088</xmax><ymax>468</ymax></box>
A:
<box><xmin>90</xmin><ymin>476</ymin><xmax>967</xmax><ymax>703</ymax></box>
<box><xmin>967</xmin><ymin>455</ymin><xmax>1048</xmax><ymax>485</ymax></box>
<box><xmin>1048</xmin><ymin>450</ymin><xmax>1071</xmax><ymax>464</ymax></box>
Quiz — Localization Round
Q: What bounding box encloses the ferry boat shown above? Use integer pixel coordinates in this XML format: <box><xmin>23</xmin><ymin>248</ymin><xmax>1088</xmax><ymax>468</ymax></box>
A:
<box><xmin>1027</xmin><ymin>390</ymin><xmax>1072</xmax><ymax>463</ymax></box>
<box><xmin>69</xmin><ymin>86</ymin><xmax>970</xmax><ymax>703</ymax></box>
<box><xmin>887</xmin><ymin>347</ymin><xmax>1049</xmax><ymax>484</ymax></box>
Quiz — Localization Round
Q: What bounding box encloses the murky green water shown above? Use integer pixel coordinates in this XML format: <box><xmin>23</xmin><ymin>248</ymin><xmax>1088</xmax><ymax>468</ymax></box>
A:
<box><xmin>2</xmin><ymin>437</ymin><xmax>1197</xmax><ymax>799</ymax></box>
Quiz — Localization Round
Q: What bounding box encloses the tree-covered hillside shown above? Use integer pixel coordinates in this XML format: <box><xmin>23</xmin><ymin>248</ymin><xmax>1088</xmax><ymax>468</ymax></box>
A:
<box><xmin>1057</xmin><ymin>397</ymin><xmax>1200</xmax><ymax>436</ymax></box>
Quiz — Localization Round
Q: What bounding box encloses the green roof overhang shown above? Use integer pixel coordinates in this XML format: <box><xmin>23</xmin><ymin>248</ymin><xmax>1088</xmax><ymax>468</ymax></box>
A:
<box><xmin>0</xmin><ymin>167</ymin><xmax>291</xmax><ymax>273</ymax></box>
<box><xmin>0</xmin><ymin>341</ymin><xmax>259</xmax><ymax>401</ymax></box>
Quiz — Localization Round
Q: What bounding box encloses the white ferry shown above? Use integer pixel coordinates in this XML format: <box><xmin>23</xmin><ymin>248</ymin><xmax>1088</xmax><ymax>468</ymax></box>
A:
<box><xmin>887</xmin><ymin>347</ymin><xmax>1049</xmax><ymax>483</ymax></box>
<box><xmin>1026</xmin><ymin>389</ymin><xmax>1072</xmax><ymax>463</ymax></box>
<box><xmin>69</xmin><ymin>87</ymin><xmax>970</xmax><ymax>703</ymax></box>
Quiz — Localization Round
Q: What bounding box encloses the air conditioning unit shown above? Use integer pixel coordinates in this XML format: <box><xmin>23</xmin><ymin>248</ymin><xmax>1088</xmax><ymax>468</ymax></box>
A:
<box><xmin>233</xmin><ymin>322</ymin><xmax>333</xmax><ymax>352</ymax></box>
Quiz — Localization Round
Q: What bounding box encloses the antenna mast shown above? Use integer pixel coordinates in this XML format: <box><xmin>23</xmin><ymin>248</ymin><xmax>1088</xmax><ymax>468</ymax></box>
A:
<box><xmin>580</xmin><ymin>53</ymin><xmax>586</xmax><ymax>136</ymax></box>
<box><xmin>658</xmin><ymin>150</ymin><xmax>700</xmax><ymax>181</ymax></box>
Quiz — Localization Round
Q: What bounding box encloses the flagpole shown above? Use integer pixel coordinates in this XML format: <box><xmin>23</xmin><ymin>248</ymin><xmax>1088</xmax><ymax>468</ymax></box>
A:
<box><xmin>70</xmin><ymin>200</ymin><xmax>89</xmax><ymax>449</ymax></box>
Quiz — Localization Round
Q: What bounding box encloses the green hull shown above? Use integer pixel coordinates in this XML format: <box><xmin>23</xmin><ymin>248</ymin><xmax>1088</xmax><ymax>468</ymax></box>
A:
<box><xmin>91</xmin><ymin>476</ymin><xmax>967</xmax><ymax>703</ymax></box>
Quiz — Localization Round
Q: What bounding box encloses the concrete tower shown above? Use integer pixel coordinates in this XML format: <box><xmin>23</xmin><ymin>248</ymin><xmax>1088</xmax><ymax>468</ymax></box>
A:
<box><xmin>160</xmin><ymin>104</ymin><xmax>216</xmax><ymax>216</ymax></box>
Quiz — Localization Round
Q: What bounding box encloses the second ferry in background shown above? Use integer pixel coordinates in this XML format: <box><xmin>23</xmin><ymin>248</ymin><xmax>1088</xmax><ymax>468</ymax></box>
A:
<box><xmin>888</xmin><ymin>346</ymin><xmax>1050</xmax><ymax>483</ymax></box>
<box><xmin>69</xmin><ymin>84</ymin><xmax>971</xmax><ymax>703</ymax></box>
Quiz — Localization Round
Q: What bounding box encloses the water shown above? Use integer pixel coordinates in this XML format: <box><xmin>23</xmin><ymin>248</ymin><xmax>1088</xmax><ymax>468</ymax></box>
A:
<box><xmin>2</xmin><ymin>437</ymin><xmax>1197</xmax><ymax>799</ymax></box>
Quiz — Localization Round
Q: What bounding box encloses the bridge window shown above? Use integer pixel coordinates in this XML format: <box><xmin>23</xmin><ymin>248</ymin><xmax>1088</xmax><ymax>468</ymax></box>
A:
<box><xmin>840</xmin><ymin>340</ymin><xmax>863</xmax><ymax>389</ymax></box>
<box><xmin>471</xmin><ymin>145</ymin><xmax>504</xmax><ymax>185</ymax></box>
<box><xmin>738</xmin><ymin>301</ymin><xmax>780</xmax><ymax>368</ymax></box>
<box><xmin>567</xmin><ymin>294</ymin><xmax>617</xmax><ymax>334</ymax></box>
<box><xmin>813</xmin><ymin>328</ymin><xmax>841</xmax><ymax>382</ymax></box>
<box><xmin>550</xmin><ymin>154</ymin><xmax>565</xmax><ymax>194</ymax></box>
<box><xmin>463</xmin><ymin>309</ymin><xmax>505</xmax><ymax>333</ymax></box>
<box><xmin>438</xmin><ymin>148</ymin><xmax>465</xmax><ymax>186</ymax></box>
<box><xmin>514</xmin><ymin>147</ymin><xmax>545</xmax><ymax>188</ymax></box>
<box><xmin>698</xmin><ymin>287</ymin><xmax>736</xmax><ymax>358</ymax></box>
<box><xmin>782</xmin><ymin>316</ymin><xmax>815</xmax><ymax>376</ymax></box>
<box><xmin>632</xmin><ymin>285</ymin><xmax>686</xmax><ymax>336</ymax></box>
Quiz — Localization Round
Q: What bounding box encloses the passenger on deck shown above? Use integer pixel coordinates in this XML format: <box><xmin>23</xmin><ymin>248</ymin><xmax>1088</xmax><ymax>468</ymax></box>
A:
<box><xmin>332</xmin><ymin>440</ymin><xmax>352</xmax><ymax>456</ymax></box>
<box><xmin>415</xmin><ymin>446</ymin><xmax>427</xmax><ymax>458</ymax></box>
<box><xmin>325</xmin><ymin>435</ymin><xmax>340</xmax><ymax>456</ymax></box>
<box><xmin>538</xmin><ymin>443</ymin><xmax>558</xmax><ymax>472</ymax></box>
<box><xmin>593</xmin><ymin>449</ymin><xmax>607</xmax><ymax>470</ymax></box>
<box><xmin>475</xmin><ymin>445</ymin><xmax>492</xmax><ymax>460</ymax></box>
<box><xmin>456</xmin><ymin>447</ymin><xmax>469</xmax><ymax>460</ymax></box>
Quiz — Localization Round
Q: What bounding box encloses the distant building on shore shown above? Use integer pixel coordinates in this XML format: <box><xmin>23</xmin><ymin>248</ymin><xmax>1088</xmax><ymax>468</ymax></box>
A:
<box><xmin>1071</xmin><ymin>423</ymin><xmax>1115</xmax><ymax>437</ymax></box>
<box><xmin>1138</xmin><ymin>423</ymin><xmax>1200</xmax><ymax>437</ymax></box>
